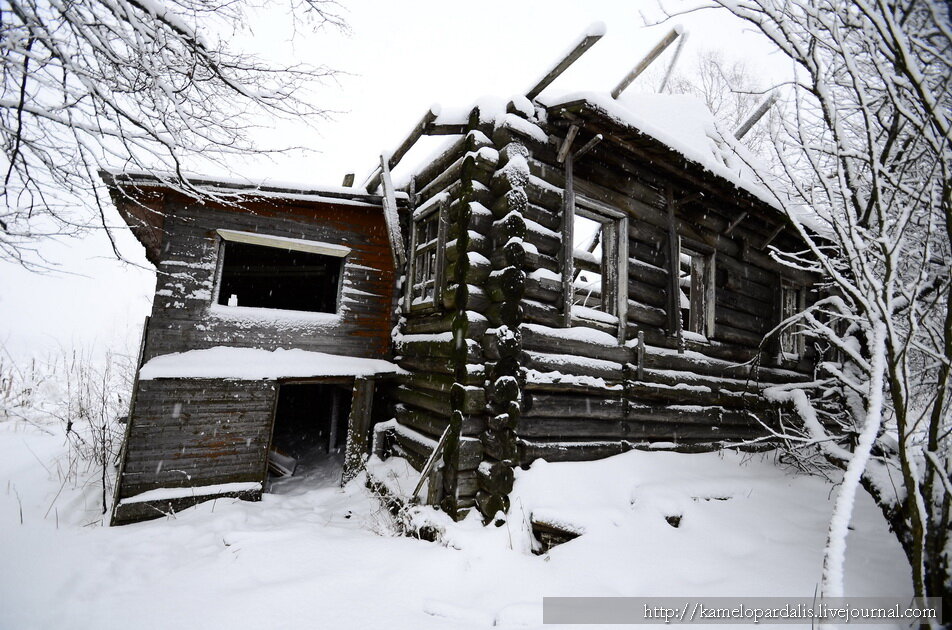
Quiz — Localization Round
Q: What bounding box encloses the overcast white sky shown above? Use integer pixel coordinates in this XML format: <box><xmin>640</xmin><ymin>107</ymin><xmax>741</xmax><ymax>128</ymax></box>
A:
<box><xmin>0</xmin><ymin>0</ymin><xmax>790</xmax><ymax>362</ymax></box>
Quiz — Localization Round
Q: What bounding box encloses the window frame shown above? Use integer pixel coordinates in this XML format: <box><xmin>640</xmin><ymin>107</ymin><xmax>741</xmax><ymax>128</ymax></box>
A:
<box><xmin>675</xmin><ymin>237</ymin><xmax>716</xmax><ymax>340</ymax></box>
<box><xmin>405</xmin><ymin>202</ymin><xmax>447</xmax><ymax>313</ymax></box>
<box><xmin>211</xmin><ymin>229</ymin><xmax>348</xmax><ymax>315</ymax></box>
<box><xmin>779</xmin><ymin>281</ymin><xmax>806</xmax><ymax>357</ymax></box>
<box><xmin>563</xmin><ymin>195</ymin><xmax>629</xmax><ymax>343</ymax></box>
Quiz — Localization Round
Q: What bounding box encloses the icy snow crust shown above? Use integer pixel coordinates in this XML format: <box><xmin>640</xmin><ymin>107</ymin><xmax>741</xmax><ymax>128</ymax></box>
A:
<box><xmin>138</xmin><ymin>346</ymin><xmax>402</xmax><ymax>380</ymax></box>
<box><xmin>0</xmin><ymin>416</ymin><xmax>912</xmax><ymax>629</ymax></box>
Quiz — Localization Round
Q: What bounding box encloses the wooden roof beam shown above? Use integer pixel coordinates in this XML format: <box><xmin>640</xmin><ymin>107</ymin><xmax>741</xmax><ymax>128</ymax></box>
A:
<box><xmin>658</xmin><ymin>31</ymin><xmax>689</xmax><ymax>93</ymax></box>
<box><xmin>734</xmin><ymin>92</ymin><xmax>779</xmax><ymax>140</ymax></box>
<box><xmin>526</xmin><ymin>23</ymin><xmax>606</xmax><ymax>101</ymax></box>
<box><xmin>379</xmin><ymin>153</ymin><xmax>406</xmax><ymax>269</ymax></box>
<box><xmin>557</xmin><ymin>124</ymin><xmax>580</xmax><ymax>163</ymax></box>
<box><xmin>761</xmin><ymin>223</ymin><xmax>785</xmax><ymax>249</ymax></box>
<box><xmin>364</xmin><ymin>105</ymin><xmax>441</xmax><ymax>193</ymax></box>
<box><xmin>573</xmin><ymin>133</ymin><xmax>603</xmax><ymax>160</ymax></box>
<box><xmin>611</xmin><ymin>26</ymin><xmax>683</xmax><ymax>99</ymax></box>
<box><xmin>724</xmin><ymin>211</ymin><xmax>748</xmax><ymax>235</ymax></box>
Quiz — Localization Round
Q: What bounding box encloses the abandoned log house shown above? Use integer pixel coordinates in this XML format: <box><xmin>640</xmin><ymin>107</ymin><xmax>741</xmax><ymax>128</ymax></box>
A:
<box><xmin>106</xmin><ymin>25</ymin><xmax>818</xmax><ymax>526</ymax></box>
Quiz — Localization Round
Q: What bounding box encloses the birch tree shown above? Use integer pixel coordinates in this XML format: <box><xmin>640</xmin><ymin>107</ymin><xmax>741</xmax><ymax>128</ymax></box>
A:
<box><xmin>1</xmin><ymin>0</ymin><xmax>341</xmax><ymax>267</ymax></box>
<box><xmin>703</xmin><ymin>0</ymin><xmax>950</xmax><ymax>610</ymax></box>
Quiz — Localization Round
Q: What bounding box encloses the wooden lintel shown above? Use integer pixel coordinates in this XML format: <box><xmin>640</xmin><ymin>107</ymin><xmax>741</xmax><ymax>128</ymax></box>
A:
<box><xmin>573</xmin><ymin>133</ymin><xmax>603</xmax><ymax>160</ymax></box>
<box><xmin>557</xmin><ymin>125</ymin><xmax>580</xmax><ymax>164</ymax></box>
<box><xmin>365</xmin><ymin>105</ymin><xmax>441</xmax><ymax>192</ymax></box>
<box><xmin>425</xmin><ymin>123</ymin><xmax>469</xmax><ymax>136</ymax></box>
<box><xmin>724</xmin><ymin>211</ymin><xmax>748</xmax><ymax>235</ymax></box>
<box><xmin>526</xmin><ymin>25</ymin><xmax>605</xmax><ymax>100</ymax></box>
<box><xmin>761</xmin><ymin>223</ymin><xmax>785</xmax><ymax>249</ymax></box>
<box><xmin>612</xmin><ymin>26</ymin><xmax>682</xmax><ymax>99</ymax></box>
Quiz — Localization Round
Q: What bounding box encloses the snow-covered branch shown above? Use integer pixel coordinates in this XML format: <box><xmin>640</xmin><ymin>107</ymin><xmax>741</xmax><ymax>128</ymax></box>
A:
<box><xmin>0</xmin><ymin>0</ymin><xmax>342</xmax><ymax>267</ymax></box>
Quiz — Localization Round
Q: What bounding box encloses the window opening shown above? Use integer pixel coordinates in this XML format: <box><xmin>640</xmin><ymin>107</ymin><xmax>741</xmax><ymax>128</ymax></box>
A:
<box><xmin>572</xmin><ymin>214</ymin><xmax>606</xmax><ymax>312</ymax></box>
<box><xmin>678</xmin><ymin>245</ymin><xmax>713</xmax><ymax>337</ymax></box>
<box><xmin>217</xmin><ymin>240</ymin><xmax>342</xmax><ymax>313</ymax></box>
<box><xmin>408</xmin><ymin>209</ymin><xmax>443</xmax><ymax>309</ymax></box>
<box><xmin>780</xmin><ymin>283</ymin><xmax>806</xmax><ymax>356</ymax></box>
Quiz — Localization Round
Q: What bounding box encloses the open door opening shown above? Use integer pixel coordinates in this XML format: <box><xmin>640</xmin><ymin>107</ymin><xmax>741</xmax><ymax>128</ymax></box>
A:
<box><xmin>267</xmin><ymin>382</ymin><xmax>352</xmax><ymax>491</ymax></box>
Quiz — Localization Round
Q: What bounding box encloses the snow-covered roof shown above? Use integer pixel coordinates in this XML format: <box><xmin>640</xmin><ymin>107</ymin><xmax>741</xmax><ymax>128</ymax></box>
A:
<box><xmin>102</xmin><ymin>169</ymin><xmax>407</xmax><ymax>208</ymax></box>
<box><xmin>138</xmin><ymin>346</ymin><xmax>403</xmax><ymax>380</ymax></box>
<box><xmin>540</xmin><ymin>91</ymin><xmax>781</xmax><ymax>211</ymax></box>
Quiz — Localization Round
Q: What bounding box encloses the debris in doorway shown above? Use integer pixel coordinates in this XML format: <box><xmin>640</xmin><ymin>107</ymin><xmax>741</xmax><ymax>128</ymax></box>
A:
<box><xmin>268</xmin><ymin>449</ymin><xmax>298</xmax><ymax>477</ymax></box>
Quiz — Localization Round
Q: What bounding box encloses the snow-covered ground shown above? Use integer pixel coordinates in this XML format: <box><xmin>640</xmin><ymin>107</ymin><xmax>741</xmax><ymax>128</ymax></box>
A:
<box><xmin>0</xmin><ymin>416</ymin><xmax>911</xmax><ymax>630</ymax></box>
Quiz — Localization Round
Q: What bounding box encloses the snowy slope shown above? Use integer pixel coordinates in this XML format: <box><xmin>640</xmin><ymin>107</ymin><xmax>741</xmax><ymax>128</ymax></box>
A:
<box><xmin>0</xmin><ymin>417</ymin><xmax>911</xmax><ymax>630</ymax></box>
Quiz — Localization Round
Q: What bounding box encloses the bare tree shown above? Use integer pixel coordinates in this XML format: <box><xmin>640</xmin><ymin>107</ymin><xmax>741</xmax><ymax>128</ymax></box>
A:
<box><xmin>695</xmin><ymin>0</ymin><xmax>950</xmax><ymax>610</ymax></box>
<box><xmin>1</xmin><ymin>0</ymin><xmax>343</xmax><ymax>267</ymax></box>
<box><xmin>657</xmin><ymin>49</ymin><xmax>776</xmax><ymax>154</ymax></box>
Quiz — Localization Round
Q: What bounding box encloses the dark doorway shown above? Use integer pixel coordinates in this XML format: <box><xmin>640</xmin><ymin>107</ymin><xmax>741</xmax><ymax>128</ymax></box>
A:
<box><xmin>267</xmin><ymin>383</ymin><xmax>352</xmax><ymax>487</ymax></box>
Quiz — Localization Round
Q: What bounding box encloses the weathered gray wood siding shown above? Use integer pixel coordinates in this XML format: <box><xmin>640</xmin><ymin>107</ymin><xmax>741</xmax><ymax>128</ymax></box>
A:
<box><xmin>141</xmin><ymin>195</ymin><xmax>397</xmax><ymax>362</ymax></box>
<box><xmin>112</xmin><ymin>378</ymin><xmax>276</xmax><ymax>525</ymax></box>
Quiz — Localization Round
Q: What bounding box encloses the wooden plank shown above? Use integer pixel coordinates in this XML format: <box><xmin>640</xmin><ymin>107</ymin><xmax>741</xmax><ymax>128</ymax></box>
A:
<box><xmin>557</xmin><ymin>125</ymin><xmax>580</xmax><ymax>163</ymax></box>
<box><xmin>734</xmin><ymin>92</ymin><xmax>779</xmax><ymax>140</ymax></box>
<box><xmin>425</xmin><ymin>123</ymin><xmax>469</xmax><ymax>136</ymax></box>
<box><xmin>562</xmin><ymin>152</ymin><xmax>576</xmax><ymax>325</ymax></box>
<box><xmin>412</xmin><ymin>425</ymin><xmax>452</xmax><ymax>501</ymax></box>
<box><xmin>379</xmin><ymin>154</ymin><xmax>406</xmax><ymax>269</ymax></box>
<box><xmin>666</xmin><ymin>187</ymin><xmax>682</xmax><ymax>341</ymax></box>
<box><xmin>611</xmin><ymin>26</ymin><xmax>682</xmax><ymax>98</ymax></box>
<box><xmin>365</xmin><ymin>105</ymin><xmax>440</xmax><ymax>192</ymax></box>
<box><xmin>342</xmin><ymin>377</ymin><xmax>375</xmax><ymax>483</ymax></box>
<box><xmin>573</xmin><ymin>134</ymin><xmax>603</xmax><ymax>160</ymax></box>
<box><xmin>526</xmin><ymin>25</ymin><xmax>605</xmax><ymax>100</ymax></box>
<box><xmin>616</xmin><ymin>215</ymin><xmax>629</xmax><ymax>342</ymax></box>
<box><xmin>658</xmin><ymin>30</ymin><xmax>689</xmax><ymax>92</ymax></box>
<box><xmin>724</xmin><ymin>211</ymin><xmax>748</xmax><ymax>235</ymax></box>
<box><xmin>521</xmin><ymin>324</ymin><xmax>631</xmax><ymax>363</ymax></box>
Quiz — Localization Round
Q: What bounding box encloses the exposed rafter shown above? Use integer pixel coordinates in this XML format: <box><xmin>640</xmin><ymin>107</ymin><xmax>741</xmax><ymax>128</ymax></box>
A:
<box><xmin>379</xmin><ymin>153</ymin><xmax>406</xmax><ymax>269</ymax></box>
<box><xmin>573</xmin><ymin>133</ymin><xmax>603</xmax><ymax>160</ymax></box>
<box><xmin>364</xmin><ymin>105</ymin><xmax>441</xmax><ymax>193</ymax></box>
<box><xmin>526</xmin><ymin>23</ymin><xmax>606</xmax><ymax>101</ymax></box>
<box><xmin>734</xmin><ymin>92</ymin><xmax>779</xmax><ymax>140</ymax></box>
<box><xmin>658</xmin><ymin>31</ymin><xmax>689</xmax><ymax>93</ymax></box>
<box><xmin>557</xmin><ymin>124</ymin><xmax>580</xmax><ymax>163</ymax></box>
<box><xmin>611</xmin><ymin>26</ymin><xmax>682</xmax><ymax>99</ymax></box>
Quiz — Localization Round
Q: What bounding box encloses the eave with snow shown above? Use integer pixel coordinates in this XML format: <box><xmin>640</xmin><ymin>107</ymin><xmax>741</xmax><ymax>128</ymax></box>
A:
<box><xmin>103</xmin><ymin>23</ymin><xmax>821</xmax><ymax>526</ymax></box>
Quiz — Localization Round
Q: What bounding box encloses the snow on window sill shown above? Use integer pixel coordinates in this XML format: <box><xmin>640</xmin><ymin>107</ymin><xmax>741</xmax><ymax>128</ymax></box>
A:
<box><xmin>208</xmin><ymin>302</ymin><xmax>342</xmax><ymax>325</ymax></box>
<box><xmin>681</xmin><ymin>330</ymin><xmax>710</xmax><ymax>345</ymax></box>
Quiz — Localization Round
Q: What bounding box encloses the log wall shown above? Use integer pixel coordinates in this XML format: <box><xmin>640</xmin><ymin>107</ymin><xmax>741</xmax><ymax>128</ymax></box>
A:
<box><xmin>393</xmin><ymin>125</ymin><xmax>498</xmax><ymax>515</ymax></box>
<box><xmin>395</xmin><ymin>99</ymin><xmax>817</xmax><ymax>520</ymax></box>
